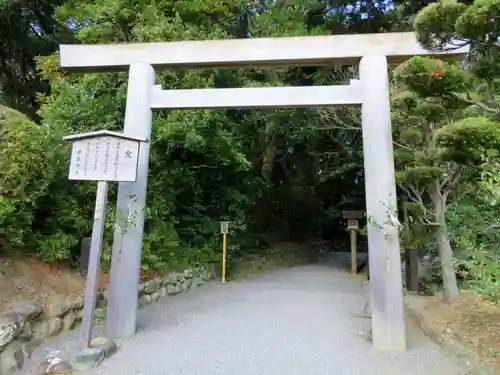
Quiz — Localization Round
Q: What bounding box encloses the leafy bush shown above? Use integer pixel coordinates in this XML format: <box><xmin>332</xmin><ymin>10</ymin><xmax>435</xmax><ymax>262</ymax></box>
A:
<box><xmin>447</xmin><ymin>177</ymin><xmax>500</xmax><ymax>303</ymax></box>
<box><xmin>0</xmin><ymin>105</ymin><xmax>51</xmax><ymax>246</ymax></box>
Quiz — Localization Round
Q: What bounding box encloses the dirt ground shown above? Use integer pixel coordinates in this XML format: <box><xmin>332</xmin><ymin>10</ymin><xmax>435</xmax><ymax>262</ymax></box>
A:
<box><xmin>0</xmin><ymin>242</ymin><xmax>316</xmax><ymax>315</ymax></box>
<box><xmin>229</xmin><ymin>241</ymin><xmax>323</xmax><ymax>280</ymax></box>
<box><xmin>0</xmin><ymin>257</ymin><xmax>86</xmax><ymax>314</ymax></box>
<box><xmin>411</xmin><ymin>291</ymin><xmax>500</xmax><ymax>373</ymax></box>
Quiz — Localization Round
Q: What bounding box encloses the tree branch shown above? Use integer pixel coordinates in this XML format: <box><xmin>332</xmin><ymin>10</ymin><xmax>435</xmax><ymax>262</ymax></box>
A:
<box><xmin>401</xmin><ymin>183</ymin><xmax>436</xmax><ymax>225</ymax></box>
<box><xmin>189</xmin><ymin>164</ymin><xmax>218</xmax><ymax>169</ymax></box>
<box><xmin>440</xmin><ymin>164</ymin><xmax>461</xmax><ymax>198</ymax></box>
<box><xmin>460</xmin><ymin>89</ymin><xmax>500</xmax><ymax>114</ymax></box>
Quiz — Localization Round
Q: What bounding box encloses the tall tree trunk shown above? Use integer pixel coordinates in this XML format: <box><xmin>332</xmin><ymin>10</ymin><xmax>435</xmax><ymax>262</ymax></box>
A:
<box><xmin>435</xmin><ymin>227</ymin><xmax>460</xmax><ymax>301</ymax></box>
<box><xmin>406</xmin><ymin>249</ymin><xmax>420</xmax><ymax>293</ymax></box>
<box><xmin>402</xmin><ymin>199</ymin><xmax>419</xmax><ymax>293</ymax></box>
<box><xmin>261</xmin><ymin>119</ymin><xmax>277</xmax><ymax>182</ymax></box>
<box><xmin>430</xmin><ymin>183</ymin><xmax>460</xmax><ymax>302</ymax></box>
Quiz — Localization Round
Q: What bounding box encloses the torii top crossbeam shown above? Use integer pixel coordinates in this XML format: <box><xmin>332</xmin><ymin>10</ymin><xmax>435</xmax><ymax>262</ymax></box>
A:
<box><xmin>60</xmin><ymin>32</ymin><xmax>468</xmax><ymax>72</ymax></box>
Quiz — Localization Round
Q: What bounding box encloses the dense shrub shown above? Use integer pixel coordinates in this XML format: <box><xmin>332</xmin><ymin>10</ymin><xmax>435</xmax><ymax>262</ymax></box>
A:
<box><xmin>0</xmin><ymin>106</ymin><xmax>51</xmax><ymax>246</ymax></box>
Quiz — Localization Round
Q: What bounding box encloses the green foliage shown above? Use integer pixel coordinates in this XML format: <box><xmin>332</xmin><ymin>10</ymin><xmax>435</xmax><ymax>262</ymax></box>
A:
<box><xmin>0</xmin><ymin>0</ymin><xmax>72</xmax><ymax>120</ymax></box>
<box><xmin>479</xmin><ymin>162</ymin><xmax>500</xmax><ymax>204</ymax></box>
<box><xmin>1</xmin><ymin>0</ymin><xmax>376</xmax><ymax>273</ymax></box>
<box><xmin>400</xmin><ymin>200</ymin><xmax>435</xmax><ymax>252</ymax></box>
<box><xmin>448</xmin><ymin>186</ymin><xmax>500</xmax><ymax>302</ymax></box>
<box><xmin>392</xmin><ymin>57</ymin><xmax>499</xmax><ymax>171</ymax></box>
<box><xmin>437</xmin><ymin>116</ymin><xmax>500</xmax><ymax>164</ymax></box>
<box><xmin>0</xmin><ymin>106</ymin><xmax>51</xmax><ymax>245</ymax></box>
<box><xmin>406</xmin><ymin>0</ymin><xmax>500</xmax><ymax>299</ymax></box>
<box><xmin>414</xmin><ymin>0</ymin><xmax>500</xmax><ymax>49</ymax></box>
<box><xmin>2</xmin><ymin>0</ymin><xmax>498</xmax><ymax>306</ymax></box>
<box><xmin>36</xmin><ymin>230</ymin><xmax>79</xmax><ymax>263</ymax></box>
<box><xmin>396</xmin><ymin>166</ymin><xmax>444</xmax><ymax>186</ymax></box>
<box><xmin>393</xmin><ymin>56</ymin><xmax>467</xmax><ymax>97</ymax></box>
<box><xmin>413</xmin><ymin>0</ymin><xmax>468</xmax><ymax>50</ymax></box>
<box><xmin>392</xmin><ymin>56</ymin><xmax>499</xmax><ymax>300</ymax></box>
<box><xmin>415</xmin><ymin>0</ymin><xmax>500</xmax><ymax>86</ymax></box>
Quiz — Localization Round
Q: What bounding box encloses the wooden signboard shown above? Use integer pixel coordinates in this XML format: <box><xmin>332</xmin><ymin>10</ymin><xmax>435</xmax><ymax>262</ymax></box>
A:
<box><xmin>63</xmin><ymin>130</ymin><xmax>147</xmax><ymax>348</ymax></box>
<box><xmin>65</xmin><ymin>130</ymin><xmax>145</xmax><ymax>182</ymax></box>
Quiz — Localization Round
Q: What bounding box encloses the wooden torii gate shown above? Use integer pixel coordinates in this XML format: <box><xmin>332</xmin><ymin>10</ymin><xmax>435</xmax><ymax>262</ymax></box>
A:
<box><xmin>59</xmin><ymin>32</ymin><xmax>467</xmax><ymax>354</ymax></box>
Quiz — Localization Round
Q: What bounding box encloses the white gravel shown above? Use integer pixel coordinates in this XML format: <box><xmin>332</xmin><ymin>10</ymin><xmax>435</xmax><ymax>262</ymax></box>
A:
<box><xmin>75</xmin><ymin>262</ymin><xmax>463</xmax><ymax>375</ymax></box>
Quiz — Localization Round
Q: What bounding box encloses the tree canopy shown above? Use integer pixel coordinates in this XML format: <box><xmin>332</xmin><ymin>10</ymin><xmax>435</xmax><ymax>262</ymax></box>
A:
<box><xmin>1</xmin><ymin>0</ymin><xmax>499</xmax><ymax>303</ymax></box>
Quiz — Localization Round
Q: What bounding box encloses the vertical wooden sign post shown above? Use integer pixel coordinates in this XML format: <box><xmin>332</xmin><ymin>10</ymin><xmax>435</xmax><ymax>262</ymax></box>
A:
<box><xmin>341</xmin><ymin>210</ymin><xmax>365</xmax><ymax>274</ymax></box>
<box><xmin>63</xmin><ymin>130</ymin><xmax>147</xmax><ymax>348</ymax></box>
<box><xmin>220</xmin><ymin>221</ymin><xmax>230</xmax><ymax>283</ymax></box>
<box><xmin>347</xmin><ymin>219</ymin><xmax>359</xmax><ymax>274</ymax></box>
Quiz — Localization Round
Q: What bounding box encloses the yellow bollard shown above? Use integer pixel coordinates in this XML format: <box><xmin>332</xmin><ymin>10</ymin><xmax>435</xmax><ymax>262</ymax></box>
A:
<box><xmin>220</xmin><ymin>221</ymin><xmax>230</xmax><ymax>283</ymax></box>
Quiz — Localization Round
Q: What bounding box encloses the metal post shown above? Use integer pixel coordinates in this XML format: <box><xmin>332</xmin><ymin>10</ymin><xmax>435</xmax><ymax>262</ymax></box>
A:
<box><xmin>80</xmin><ymin>181</ymin><xmax>109</xmax><ymax>347</ymax></box>
<box><xmin>359</xmin><ymin>54</ymin><xmax>406</xmax><ymax>353</ymax></box>
<box><xmin>105</xmin><ymin>63</ymin><xmax>155</xmax><ymax>339</ymax></box>
<box><xmin>222</xmin><ymin>233</ymin><xmax>227</xmax><ymax>283</ymax></box>
<box><xmin>350</xmin><ymin>230</ymin><xmax>357</xmax><ymax>274</ymax></box>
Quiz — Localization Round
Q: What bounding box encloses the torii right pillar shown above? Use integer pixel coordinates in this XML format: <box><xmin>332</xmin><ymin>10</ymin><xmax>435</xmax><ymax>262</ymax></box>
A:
<box><xmin>359</xmin><ymin>54</ymin><xmax>406</xmax><ymax>353</ymax></box>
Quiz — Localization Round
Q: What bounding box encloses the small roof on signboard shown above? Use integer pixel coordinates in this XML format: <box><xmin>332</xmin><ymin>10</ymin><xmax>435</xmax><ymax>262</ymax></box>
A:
<box><xmin>341</xmin><ymin>210</ymin><xmax>365</xmax><ymax>219</ymax></box>
<box><xmin>62</xmin><ymin>130</ymin><xmax>147</xmax><ymax>143</ymax></box>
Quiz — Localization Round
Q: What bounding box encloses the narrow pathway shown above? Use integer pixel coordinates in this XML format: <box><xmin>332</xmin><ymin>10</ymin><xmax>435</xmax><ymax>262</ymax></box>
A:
<box><xmin>67</xmin><ymin>262</ymin><xmax>462</xmax><ymax>375</ymax></box>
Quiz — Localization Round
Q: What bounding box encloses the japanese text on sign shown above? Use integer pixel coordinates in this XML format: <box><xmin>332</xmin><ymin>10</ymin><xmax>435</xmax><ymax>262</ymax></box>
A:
<box><xmin>68</xmin><ymin>136</ymin><xmax>140</xmax><ymax>182</ymax></box>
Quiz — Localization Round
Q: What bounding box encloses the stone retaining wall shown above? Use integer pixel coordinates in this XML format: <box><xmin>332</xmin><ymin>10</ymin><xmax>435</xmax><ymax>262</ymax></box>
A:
<box><xmin>0</xmin><ymin>265</ymin><xmax>214</xmax><ymax>375</ymax></box>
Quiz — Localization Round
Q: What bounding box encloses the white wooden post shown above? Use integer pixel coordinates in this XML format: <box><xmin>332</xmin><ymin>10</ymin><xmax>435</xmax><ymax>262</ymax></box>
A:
<box><xmin>105</xmin><ymin>63</ymin><xmax>155</xmax><ymax>339</ymax></box>
<box><xmin>80</xmin><ymin>180</ymin><xmax>108</xmax><ymax>346</ymax></box>
<box><xmin>359</xmin><ymin>54</ymin><xmax>406</xmax><ymax>353</ymax></box>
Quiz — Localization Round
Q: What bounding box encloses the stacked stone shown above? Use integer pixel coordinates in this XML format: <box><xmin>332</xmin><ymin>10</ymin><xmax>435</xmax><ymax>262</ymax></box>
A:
<box><xmin>0</xmin><ymin>297</ymin><xmax>84</xmax><ymax>375</ymax></box>
<box><xmin>0</xmin><ymin>265</ymin><xmax>214</xmax><ymax>375</ymax></box>
<box><xmin>137</xmin><ymin>266</ymin><xmax>214</xmax><ymax>308</ymax></box>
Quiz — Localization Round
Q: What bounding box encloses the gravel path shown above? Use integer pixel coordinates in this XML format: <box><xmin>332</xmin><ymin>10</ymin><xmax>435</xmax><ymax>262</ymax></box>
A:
<box><xmin>25</xmin><ymin>261</ymin><xmax>463</xmax><ymax>375</ymax></box>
